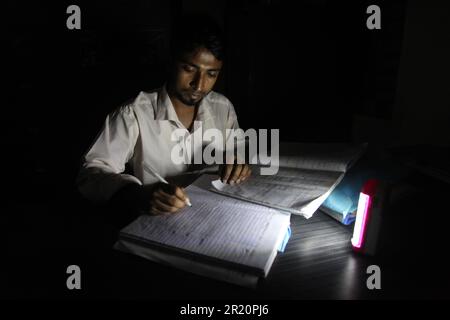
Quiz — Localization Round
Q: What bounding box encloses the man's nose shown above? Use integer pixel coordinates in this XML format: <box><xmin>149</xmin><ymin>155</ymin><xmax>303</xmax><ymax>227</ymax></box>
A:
<box><xmin>190</xmin><ymin>73</ymin><xmax>205</xmax><ymax>91</ymax></box>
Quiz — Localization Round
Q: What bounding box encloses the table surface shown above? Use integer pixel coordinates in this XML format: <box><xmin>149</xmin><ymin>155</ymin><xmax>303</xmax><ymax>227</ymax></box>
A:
<box><xmin>5</xmin><ymin>172</ymin><xmax>450</xmax><ymax>299</ymax></box>
<box><xmin>74</xmin><ymin>209</ymin><xmax>449</xmax><ymax>300</ymax></box>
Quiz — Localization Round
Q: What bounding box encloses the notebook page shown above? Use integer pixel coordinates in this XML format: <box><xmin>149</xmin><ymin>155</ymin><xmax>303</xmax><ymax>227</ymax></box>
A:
<box><xmin>277</xmin><ymin>142</ymin><xmax>366</xmax><ymax>172</ymax></box>
<box><xmin>120</xmin><ymin>184</ymin><xmax>290</xmax><ymax>274</ymax></box>
<box><xmin>211</xmin><ymin>167</ymin><xmax>344</xmax><ymax>218</ymax></box>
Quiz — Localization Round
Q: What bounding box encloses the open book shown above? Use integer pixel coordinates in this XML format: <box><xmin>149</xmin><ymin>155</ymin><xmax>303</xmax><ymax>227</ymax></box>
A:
<box><xmin>116</xmin><ymin>175</ymin><xmax>291</xmax><ymax>287</ymax></box>
<box><xmin>211</xmin><ymin>142</ymin><xmax>366</xmax><ymax>218</ymax></box>
<box><xmin>115</xmin><ymin>142</ymin><xmax>365</xmax><ymax>286</ymax></box>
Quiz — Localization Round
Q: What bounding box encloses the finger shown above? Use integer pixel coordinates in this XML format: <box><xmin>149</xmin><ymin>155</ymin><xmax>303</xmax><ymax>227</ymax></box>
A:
<box><xmin>221</xmin><ymin>164</ymin><xmax>234</xmax><ymax>183</ymax></box>
<box><xmin>244</xmin><ymin>166</ymin><xmax>252</xmax><ymax>180</ymax></box>
<box><xmin>159</xmin><ymin>183</ymin><xmax>177</xmax><ymax>195</ymax></box>
<box><xmin>154</xmin><ymin>191</ymin><xmax>186</xmax><ymax>209</ymax></box>
<box><xmin>174</xmin><ymin>187</ymin><xmax>190</xmax><ymax>205</ymax></box>
<box><xmin>238</xmin><ymin>165</ymin><xmax>250</xmax><ymax>183</ymax></box>
<box><xmin>160</xmin><ymin>184</ymin><xmax>189</xmax><ymax>205</ymax></box>
<box><xmin>153</xmin><ymin>188</ymin><xmax>170</xmax><ymax>203</ymax></box>
<box><xmin>155</xmin><ymin>184</ymin><xmax>179</xmax><ymax>201</ymax></box>
<box><xmin>165</xmin><ymin>187</ymin><xmax>188</xmax><ymax>208</ymax></box>
<box><xmin>228</xmin><ymin>164</ymin><xmax>243</xmax><ymax>184</ymax></box>
<box><xmin>149</xmin><ymin>203</ymin><xmax>166</xmax><ymax>215</ymax></box>
<box><xmin>154</xmin><ymin>198</ymin><xmax>179</xmax><ymax>213</ymax></box>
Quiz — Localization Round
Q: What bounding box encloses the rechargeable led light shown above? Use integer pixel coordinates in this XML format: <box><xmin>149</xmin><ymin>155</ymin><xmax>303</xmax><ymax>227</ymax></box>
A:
<box><xmin>351</xmin><ymin>179</ymin><xmax>385</xmax><ymax>255</ymax></box>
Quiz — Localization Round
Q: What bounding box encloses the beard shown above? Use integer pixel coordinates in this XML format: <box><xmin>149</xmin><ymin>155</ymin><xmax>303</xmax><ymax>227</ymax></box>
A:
<box><xmin>175</xmin><ymin>90</ymin><xmax>205</xmax><ymax>106</ymax></box>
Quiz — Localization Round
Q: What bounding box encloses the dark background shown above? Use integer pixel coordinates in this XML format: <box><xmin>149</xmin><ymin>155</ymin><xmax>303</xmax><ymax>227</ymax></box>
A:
<box><xmin>4</xmin><ymin>0</ymin><xmax>450</xmax><ymax>300</ymax></box>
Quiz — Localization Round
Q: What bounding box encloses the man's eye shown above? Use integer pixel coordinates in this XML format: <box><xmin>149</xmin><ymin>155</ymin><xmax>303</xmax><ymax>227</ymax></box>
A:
<box><xmin>183</xmin><ymin>65</ymin><xmax>195</xmax><ymax>72</ymax></box>
<box><xmin>208</xmin><ymin>72</ymin><xmax>218</xmax><ymax>78</ymax></box>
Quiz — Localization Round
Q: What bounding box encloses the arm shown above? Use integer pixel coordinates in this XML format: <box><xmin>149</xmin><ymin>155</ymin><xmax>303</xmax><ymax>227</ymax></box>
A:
<box><xmin>77</xmin><ymin>105</ymin><xmax>141</xmax><ymax>203</ymax></box>
<box><xmin>219</xmin><ymin>101</ymin><xmax>252</xmax><ymax>184</ymax></box>
<box><xmin>77</xmin><ymin>105</ymin><xmax>190</xmax><ymax>214</ymax></box>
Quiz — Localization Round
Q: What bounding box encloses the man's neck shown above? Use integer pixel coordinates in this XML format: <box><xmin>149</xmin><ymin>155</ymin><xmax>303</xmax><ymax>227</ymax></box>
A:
<box><xmin>171</xmin><ymin>97</ymin><xmax>196</xmax><ymax>116</ymax></box>
<box><xmin>166</xmin><ymin>85</ymin><xmax>195</xmax><ymax>115</ymax></box>
<box><xmin>167</xmin><ymin>89</ymin><xmax>198</xmax><ymax>131</ymax></box>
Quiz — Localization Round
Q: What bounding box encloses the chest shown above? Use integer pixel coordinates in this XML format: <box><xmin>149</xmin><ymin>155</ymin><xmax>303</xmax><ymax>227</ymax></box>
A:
<box><xmin>177</xmin><ymin>112</ymin><xmax>196</xmax><ymax>131</ymax></box>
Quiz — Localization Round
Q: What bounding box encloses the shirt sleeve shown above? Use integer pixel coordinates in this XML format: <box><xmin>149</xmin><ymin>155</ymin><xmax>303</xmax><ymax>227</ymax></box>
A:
<box><xmin>225</xmin><ymin>99</ymin><xmax>240</xmax><ymax>130</ymax></box>
<box><xmin>77</xmin><ymin>105</ymin><xmax>142</xmax><ymax>203</ymax></box>
<box><xmin>224</xmin><ymin>99</ymin><xmax>246</xmax><ymax>162</ymax></box>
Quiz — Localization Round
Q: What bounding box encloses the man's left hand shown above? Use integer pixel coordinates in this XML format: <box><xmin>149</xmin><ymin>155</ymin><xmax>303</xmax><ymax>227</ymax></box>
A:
<box><xmin>219</xmin><ymin>163</ymin><xmax>252</xmax><ymax>185</ymax></box>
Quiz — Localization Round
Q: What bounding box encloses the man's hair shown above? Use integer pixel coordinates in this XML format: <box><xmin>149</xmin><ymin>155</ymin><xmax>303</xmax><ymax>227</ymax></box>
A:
<box><xmin>170</xmin><ymin>14</ymin><xmax>225</xmax><ymax>61</ymax></box>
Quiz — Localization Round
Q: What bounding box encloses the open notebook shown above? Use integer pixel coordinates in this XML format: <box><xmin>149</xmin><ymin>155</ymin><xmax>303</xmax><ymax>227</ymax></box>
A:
<box><xmin>211</xmin><ymin>142</ymin><xmax>366</xmax><ymax>218</ymax></box>
<box><xmin>116</xmin><ymin>175</ymin><xmax>291</xmax><ymax>287</ymax></box>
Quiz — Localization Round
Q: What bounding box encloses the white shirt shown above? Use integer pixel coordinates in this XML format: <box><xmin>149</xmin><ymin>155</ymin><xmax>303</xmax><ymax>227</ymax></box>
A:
<box><xmin>77</xmin><ymin>86</ymin><xmax>240</xmax><ymax>203</ymax></box>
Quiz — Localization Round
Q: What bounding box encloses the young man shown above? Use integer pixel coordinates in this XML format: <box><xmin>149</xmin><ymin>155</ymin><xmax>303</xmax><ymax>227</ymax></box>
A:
<box><xmin>77</xmin><ymin>15</ymin><xmax>251</xmax><ymax>215</ymax></box>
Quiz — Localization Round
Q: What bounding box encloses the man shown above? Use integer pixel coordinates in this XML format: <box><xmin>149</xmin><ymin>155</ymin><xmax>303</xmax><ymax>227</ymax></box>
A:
<box><xmin>77</xmin><ymin>15</ymin><xmax>251</xmax><ymax>215</ymax></box>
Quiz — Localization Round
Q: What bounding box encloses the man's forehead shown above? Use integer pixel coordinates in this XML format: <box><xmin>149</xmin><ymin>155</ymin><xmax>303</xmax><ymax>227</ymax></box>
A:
<box><xmin>179</xmin><ymin>48</ymin><xmax>223</xmax><ymax>69</ymax></box>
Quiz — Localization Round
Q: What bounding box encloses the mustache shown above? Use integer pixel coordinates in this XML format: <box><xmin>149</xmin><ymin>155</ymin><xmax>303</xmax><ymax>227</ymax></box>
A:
<box><xmin>184</xmin><ymin>90</ymin><xmax>205</xmax><ymax>95</ymax></box>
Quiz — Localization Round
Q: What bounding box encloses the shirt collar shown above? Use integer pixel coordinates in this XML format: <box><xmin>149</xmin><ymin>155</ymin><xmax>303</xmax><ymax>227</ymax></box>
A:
<box><xmin>155</xmin><ymin>85</ymin><xmax>179</xmax><ymax>122</ymax></box>
<box><xmin>155</xmin><ymin>85</ymin><xmax>215</xmax><ymax>123</ymax></box>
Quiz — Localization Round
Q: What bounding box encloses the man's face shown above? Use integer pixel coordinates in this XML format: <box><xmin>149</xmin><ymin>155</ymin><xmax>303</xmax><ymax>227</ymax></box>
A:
<box><xmin>170</xmin><ymin>47</ymin><xmax>223</xmax><ymax>106</ymax></box>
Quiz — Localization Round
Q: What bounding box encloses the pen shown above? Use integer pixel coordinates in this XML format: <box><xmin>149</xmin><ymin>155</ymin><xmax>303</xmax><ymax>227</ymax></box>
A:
<box><xmin>143</xmin><ymin>163</ymin><xmax>192</xmax><ymax>207</ymax></box>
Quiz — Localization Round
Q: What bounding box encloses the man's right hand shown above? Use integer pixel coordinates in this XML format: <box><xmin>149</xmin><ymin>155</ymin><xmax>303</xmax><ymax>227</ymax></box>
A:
<box><xmin>141</xmin><ymin>183</ymin><xmax>190</xmax><ymax>215</ymax></box>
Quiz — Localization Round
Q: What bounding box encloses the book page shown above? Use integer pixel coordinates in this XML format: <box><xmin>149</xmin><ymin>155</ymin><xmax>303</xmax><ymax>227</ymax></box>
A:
<box><xmin>277</xmin><ymin>142</ymin><xmax>366</xmax><ymax>172</ymax></box>
<box><xmin>120</xmin><ymin>184</ymin><xmax>290</xmax><ymax>275</ymax></box>
<box><xmin>211</xmin><ymin>166</ymin><xmax>345</xmax><ymax>218</ymax></box>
